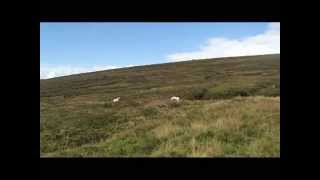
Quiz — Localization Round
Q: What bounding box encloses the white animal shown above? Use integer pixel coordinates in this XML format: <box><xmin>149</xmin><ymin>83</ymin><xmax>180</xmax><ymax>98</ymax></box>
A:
<box><xmin>170</xmin><ymin>96</ymin><xmax>180</xmax><ymax>102</ymax></box>
<box><xmin>112</xmin><ymin>97</ymin><xmax>120</xmax><ymax>103</ymax></box>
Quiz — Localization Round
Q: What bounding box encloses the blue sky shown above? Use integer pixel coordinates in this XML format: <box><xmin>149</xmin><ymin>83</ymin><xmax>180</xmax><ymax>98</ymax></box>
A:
<box><xmin>40</xmin><ymin>22</ymin><xmax>280</xmax><ymax>79</ymax></box>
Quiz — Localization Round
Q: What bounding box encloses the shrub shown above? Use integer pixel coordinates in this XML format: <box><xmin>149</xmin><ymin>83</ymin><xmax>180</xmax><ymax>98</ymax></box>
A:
<box><xmin>142</xmin><ymin>107</ymin><xmax>159</xmax><ymax>117</ymax></box>
<box><xmin>204</xmin><ymin>75</ymin><xmax>211</xmax><ymax>80</ymax></box>
<box><xmin>107</xmin><ymin>135</ymin><xmax>160</xmax><ymax>156</ymax></box>
<box><xmin>256</xmin><ymin>86</ymin><xmax>279</xmax><ymax>97</ymax></box>
<box><xmin>103</xmin><ymin>102</ymin><xmax>113</xmax><ymax>108</ymax></box>
<box><xmin>190</xmin><ymin>88</ymin><xmax>208</xmax><ymax>100</ymax></box>
<box><xmin>211</xmin><ymin>89</ymin><xmax>251</xmax><ymax>99</ymax></box>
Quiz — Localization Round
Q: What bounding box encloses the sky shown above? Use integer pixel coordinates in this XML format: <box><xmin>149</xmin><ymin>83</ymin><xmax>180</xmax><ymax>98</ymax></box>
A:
<box><xmin>40</xmin><ymin>22</ymin><xmax>280</xmax><ymax>79</ymax></box>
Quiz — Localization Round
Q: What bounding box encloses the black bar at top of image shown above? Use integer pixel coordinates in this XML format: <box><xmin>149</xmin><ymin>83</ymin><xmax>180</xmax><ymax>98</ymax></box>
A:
<box><xmin>40</xmin><ymin>1</ymin><xmax>280</xmax><ymax>22</ymax></box>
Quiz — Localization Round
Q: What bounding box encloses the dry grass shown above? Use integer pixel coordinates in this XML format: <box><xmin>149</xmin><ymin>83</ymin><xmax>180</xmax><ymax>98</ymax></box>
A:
<box><xmin>42</xmin><ymin>96</ymin><xmax>279</xmax><ymax>157</ymax></box>
<box><xmin>190</xmin><ymin>121</ymin><xmax>210</xmax><ymax>132</ymax></box>
<box><xmin>189</xmin><ymin>138</ymin><xmax>223</xmax><ymax>157</ymax></box>
<box><xmin>152</xmin><ymin>122</ymin><xmax>182</xmax><ymax>139</ymax></box>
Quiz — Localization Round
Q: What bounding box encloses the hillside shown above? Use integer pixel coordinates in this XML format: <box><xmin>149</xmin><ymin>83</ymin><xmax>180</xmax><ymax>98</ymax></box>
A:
<box><xmin>40</xmin><ymin>54</ymin><xmax>280</xmax><ymax>157</ymax></box>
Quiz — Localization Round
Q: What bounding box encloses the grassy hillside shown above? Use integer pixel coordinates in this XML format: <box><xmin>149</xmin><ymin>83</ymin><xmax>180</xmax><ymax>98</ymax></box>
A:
<box><xmin>40</xmin><ymin>54</ymin><xmax>280</xmax><ymax>157</ymax></box>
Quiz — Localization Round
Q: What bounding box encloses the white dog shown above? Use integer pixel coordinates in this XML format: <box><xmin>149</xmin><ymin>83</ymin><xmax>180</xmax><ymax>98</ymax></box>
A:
<box><xmin>170</xmin><ymin>96</ymin><xmax>180</xmax><ymax>102</ymax></box>
<box><xmin>112</xmin><ymin>97</ymin><xmax>120</xmax><ymax>103</ymax></box>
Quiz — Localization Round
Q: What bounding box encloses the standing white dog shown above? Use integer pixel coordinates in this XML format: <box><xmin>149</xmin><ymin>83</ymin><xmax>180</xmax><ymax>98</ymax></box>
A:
<box><xmin>113</xmin><ymin>97</ymin><xmax>120</xmax><ymax>103</ymax></box>
<box><xmin>170</xmin><ymin>96</ymin><xmax>180</xmax><ymax>102</ymax></box>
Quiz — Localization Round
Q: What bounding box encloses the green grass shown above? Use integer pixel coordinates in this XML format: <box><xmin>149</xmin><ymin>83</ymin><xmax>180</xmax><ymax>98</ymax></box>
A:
<box><xmin>40</xmin><ymin>54</ymin><xmax>280</xmax><ymax>157</ymax></box>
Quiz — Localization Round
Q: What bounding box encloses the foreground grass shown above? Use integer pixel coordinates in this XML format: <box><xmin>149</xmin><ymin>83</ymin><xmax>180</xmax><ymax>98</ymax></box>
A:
<box><xmin>41</xmin><ymin>96</ymin><xmax>279</xmax><ymax>157</ymax></box>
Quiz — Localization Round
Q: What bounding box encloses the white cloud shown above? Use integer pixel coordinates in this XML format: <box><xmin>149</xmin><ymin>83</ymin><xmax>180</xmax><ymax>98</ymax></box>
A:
<box><xmin>40</xmin><ymin>64</ymin><xmax>132</xmax><ymax>79</ymax></box>
<box><xmin>167</xmin><ymin>23</ymin><xmax>280</xmax><ymax>62</ymax></box>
